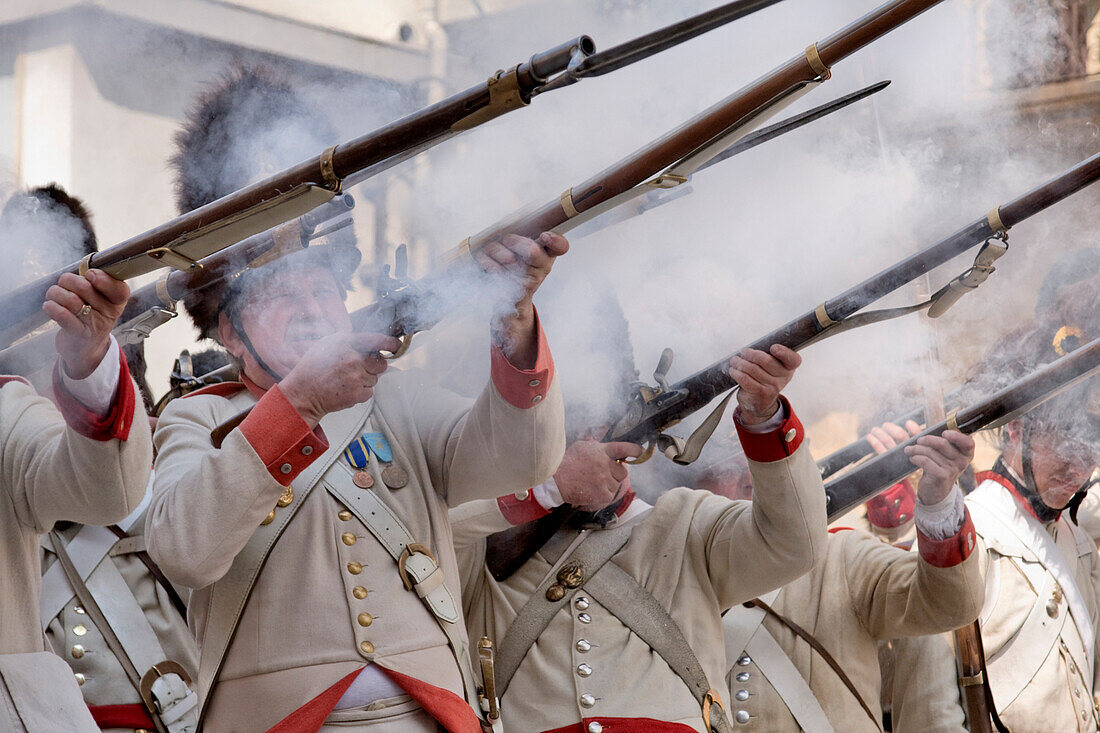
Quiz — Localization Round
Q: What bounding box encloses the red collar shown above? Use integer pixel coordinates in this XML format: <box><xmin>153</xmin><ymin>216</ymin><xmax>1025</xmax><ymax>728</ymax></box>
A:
<box><xmin>240</xmin><ymin>372</ymin><xmax>270</xmax><ymax>400</ymax></box>
<box><xmin>976</xmin><ymin>470</ymin><xmax>1055</xmax><ymax>523</ymax></box>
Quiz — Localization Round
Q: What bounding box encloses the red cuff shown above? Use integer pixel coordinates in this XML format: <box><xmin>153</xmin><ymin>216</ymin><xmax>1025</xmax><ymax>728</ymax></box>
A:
<box><xmin>733</xmin><ymin>396</ymin><xmax>804</xmax><ymax>462</ymax></box>
<box><xmin>88</xmin><ymin>704</ymin><xmax>155</xmax><ymax>728</ymax></box>
<box><xmin>491</xmin><ymin>308</ymin><xmax>555</xmax><ymax>409</ymax></box>
<box><xmin>917</xmin><ymin>508</ymin><xmax>977</xmax><ymax>568</ymax></box>
<box><xmin>238</xmin><ymin>385</ymin><xmax>327</xmax><ymax>486</ymax></box>
<box><xmin>498</xmin><ymin>490</ymin><xmax>551</xmax><ymax>525</ymax></box>
<box><xmin>865</xmin><ymin>481</ymin><xmax>916</xmax><ymax>529</ymax></box>
<box><xmin>51</xmin><ymin>349</ymin><xmax>136</xmax><ymax>441</ymax></box>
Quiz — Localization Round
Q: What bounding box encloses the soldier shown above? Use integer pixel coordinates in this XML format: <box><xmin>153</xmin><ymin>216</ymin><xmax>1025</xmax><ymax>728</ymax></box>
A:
<box><xmin>965</xmin><ymin>346</ymin><xmax>1100</xmax><ymax>731</ymax></box>
<box><xmin>451</xmin><ymin>334</ymin><xmax>829</xmax><ymax>732</ymax></box>
<box><xmin>0</xmin><ymin>264</ymin><xmax>151</xmax><ymax>729</ymax></box>
<box><xmin>705</xmin><ymin>415</ymin><xmax>981</xmax><ymax>732</ymax></box>
<box><xmin>145</xmin><ymin>67</ymin><xmax>568</xmax><ymax>731</ymax></box>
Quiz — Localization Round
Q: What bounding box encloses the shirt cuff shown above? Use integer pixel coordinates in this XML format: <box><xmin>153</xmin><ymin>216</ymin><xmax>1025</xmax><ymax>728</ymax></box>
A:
<box><xmin>915</xmin><ymin>485</ymin><xmax>966</xmax><ymax>540</ymax></box>
<box><xmin>497</xmin><ymin>485</ymin><xmax>552</xmax><ymax>525</ymax></box>
<box><xmin>490</xmin><ymin>307</ymin><xmax>555</xmax><ymax>410</ymax></box>
<box><xmin>51</xmin><ymin>346</ymin><xmax>137</xmax><ymax>442</ymax></box>
<box><xmin>916</xmin><ymin>498</ymin><xmax>976</xmax><ymax>568</ymax></box>
<box><xmin>59</xmin><ymin>334</ymin><xmax>122</xmax><ymax>417</ymax></box>
<box><xmin>865</xmin><ymin>480</ymin><xmax>917</xmax><ymax>530</ymax></box>
<box><xmin>238</xmin><ymin>385</ymin><xmax>328</xmax><ymax>486</ymax></box>
<box><xmin>733</xmin><ymin>396</ymin><xmax>804</xmax><ymax>462</ymax></box>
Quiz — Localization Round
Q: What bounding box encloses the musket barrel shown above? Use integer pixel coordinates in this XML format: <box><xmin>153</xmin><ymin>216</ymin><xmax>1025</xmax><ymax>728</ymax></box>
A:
<box><xmin>824</xmin><ymin>337</ymin><xmax>1100</xmax><ymax>520</ymax></box>
<box><xmin>817</xmin><ymin>0</ymin><xmax>944</xmax><ymax>65</ymax></box>
<box><xmin>999</xmin><ymin>149</ymin><xmax>1100</xmax><ymax>228</ymax></box>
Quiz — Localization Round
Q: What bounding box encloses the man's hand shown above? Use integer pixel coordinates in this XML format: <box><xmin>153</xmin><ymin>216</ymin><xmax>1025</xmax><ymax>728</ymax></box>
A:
<box><xmin>867</xmin><ymin>420</ymin><xmax>922</xmax><ymax>455</ymax></box>
<box><xmin>904</xmin><ymin>430</ymin><xmax>975</xmax><ymax>505</ymax></box>
<box><xmin>729</xmin><ymin>344</ymin><xmax>801</xmax><ymax>426</ymax></box>
<box><xmin>475</xmin><ymin>231</ymin><xmax>569</xmax><ymax>369</ymax></box>
<box><xmin>44</xmin><ymin>269</ymin><xmax>129</xmax><ymax>380</ymax></box>
<box><xmin>553</xmin><ymin>439</ymin><xmax>642</xmax><ymax>512</ymax></box>
<box><xmin>279</xmin><ymin>332</ymin><xmax>401</xmax><ymax>428</ymax></box>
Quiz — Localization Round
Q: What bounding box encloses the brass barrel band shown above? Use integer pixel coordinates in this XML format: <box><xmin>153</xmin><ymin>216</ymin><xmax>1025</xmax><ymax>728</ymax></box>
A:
<box><xmin>987</xmin><ymin>207</ymin><xmax>1008</xmax><ymax>237</ymax></box>
<box><xmin>78</xmin><ymin>253</ymin><xmax>94</xmax><ymax>277</ymax></box>
<box><xmin>560</xmin><ymin>188</ymin><xmax>579</xmax><ymax>218</ymax></box>
<box><xmin>815</xmin><ymin>302</ymin><xmax>837</xmax><ymax>329</ymax></box>
<box><xmin>805</xmin><ymin>44</ymin><xmax>832</xmax><ymax>80</ymax></box>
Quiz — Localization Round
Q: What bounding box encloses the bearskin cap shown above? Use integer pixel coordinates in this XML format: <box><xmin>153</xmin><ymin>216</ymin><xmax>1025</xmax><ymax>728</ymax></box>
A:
<box><xmin>172</xmin><ymin>66</ymin><xmax>349</xmax><ymax>340</ymax></box>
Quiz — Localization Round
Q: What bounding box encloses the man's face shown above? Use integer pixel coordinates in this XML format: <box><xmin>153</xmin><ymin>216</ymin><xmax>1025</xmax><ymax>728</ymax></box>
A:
<box><xmin>229</xmin><ymin>264</ymin><xmax>351</xmax><ymax>381</ymax></box>
<box><xmin>1008</xmin><ymin>422</ymin><xmax>1097</xmax><ymax>510</ymax></box>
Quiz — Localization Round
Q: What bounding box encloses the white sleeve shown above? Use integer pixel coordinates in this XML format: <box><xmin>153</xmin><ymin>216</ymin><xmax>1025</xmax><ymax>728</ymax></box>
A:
<box><xmin>59</xmin><ymin>334</ymin><xmax>122</xmax><ymax>417</ymax></box>
<box><xmin>915</xmin><ymin>485</ymin><xmax>966</xmax><ymax>540</ymax></box>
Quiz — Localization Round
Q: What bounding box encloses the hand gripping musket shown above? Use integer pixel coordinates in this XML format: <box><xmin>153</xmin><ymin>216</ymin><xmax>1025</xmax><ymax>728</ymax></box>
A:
<box><xmin>604</xmin><ymin>151</ymin><xmax>1100</xmax><ymax>465</ymax></box>
<box><xmin>0</xmin><ymin>196</ymin><xmax>356</xmax><ymax>378</ymax></box>
<box><xmin>823</xmin><ymin>337</ymin><xmax>1100</xmax><ymax>518</ymax></box>
<box><xmin>0</xmin><ymin>0</ymin><xmax>786</xmax><ymax>350</ymax></box>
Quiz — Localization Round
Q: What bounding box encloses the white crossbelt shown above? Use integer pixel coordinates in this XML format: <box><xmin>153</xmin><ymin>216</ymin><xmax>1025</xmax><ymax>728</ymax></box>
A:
<box><xmin>40</xmin><ymin>524</ymin><xmax>117</xmax><ymax>629</ymax></box>
<box><xmin>722</xmin><ymin>590</ymin><xmax>835</xmax><ymax>733</ymax></box>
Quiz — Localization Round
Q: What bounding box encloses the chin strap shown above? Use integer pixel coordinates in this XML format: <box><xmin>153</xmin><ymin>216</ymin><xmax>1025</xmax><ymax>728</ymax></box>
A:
<box><xmin>228</xmin><ymin>308</ymin><xmax>283</xmax><ymax>383</ymax></box>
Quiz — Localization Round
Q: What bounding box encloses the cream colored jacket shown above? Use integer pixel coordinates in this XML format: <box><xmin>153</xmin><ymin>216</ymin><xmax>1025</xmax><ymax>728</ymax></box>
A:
<box><xmin>1</xmin><ymin>375</ymin><xmax>150</xmax><ymax>655</ymax></box>
<box><xmin>969</xmin><ymin>477</ymin><xmax>1100</xmax><ymax>732</ymax></box>
<box><xmin>878</xmin><ymin>633</ymin><xmax>967</xmax><ymax>733</ymax></box>
<box><xmin>146</xmin><ymin>365</ymin><xmax>563</xmax><ymax>730</ymax></box>
<box><xmin>722</xmin><ymin>525</ymin><xmax>983</xmax><ymax>732</ymax></box>
<box><xmin>453</xmin><ymin>439</ymin><xmax>828</xmax><ymax>733</ymax></box>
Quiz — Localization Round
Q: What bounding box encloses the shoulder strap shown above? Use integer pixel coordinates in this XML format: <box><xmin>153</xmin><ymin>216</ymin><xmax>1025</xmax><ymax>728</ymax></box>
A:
<box><xmin>195</xmin><ymin>402</ymin><xmax>371</xmax><ymax>729</ymax></box>
<box><xmin>495</xmin><ymin>522</ymin><xmax>637</xmax><ymax>697</ymax></box>
<box><xmin>107</xmin><ymin>524</ymin><xmax>188</xmax><ymax>620</ymax></box>
<box><xmin>49</xmin><ymin>532</ymin><xmax>172</xmax><ymax>733</ymax></box>
<box><xmin>585</xmin><ymin>561</ymin><xmax>730</xmax><ymax>733</ymax></box>
<box><xmin>40</xmin><ymin>524</ymin><xmax>118</xmax><ymax>629</ymax></box>
<box><xmin>744</xmin><ymin>596</ymin><xmax>878</xmax><ymax>727</ymax></box>
<box><xmin>741</xmin><ymin>622</ymin><xmax>836</xmax><ymax>733</ymax></box>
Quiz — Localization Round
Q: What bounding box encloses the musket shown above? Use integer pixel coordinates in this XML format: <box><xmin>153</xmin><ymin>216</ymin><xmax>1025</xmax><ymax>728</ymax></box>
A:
<box><xmin>571</xmin><ymin>80</ymin><xmax>892</xmax><ymax>239</ymax></box>
<box><xmin>0</xmin><ymin>196</ymin><xmax>356</xmax><ymax>377</ymax></box>
<box><xmin>0</xmin><ymin>0</ymin><xmax>785</xmax><ymax>349</ymax></box>
<box><xmin>823</xmin><ymin>337</ymin><xmax>1100</xmax><ymax>519</ymax></box>
<box><xmin>438</xmin><ymin>0</ymin><xmax>946</xmax><ymax>258</ymax></box>
<box><xmin>603</xmin><ymin>151</ymin><xmax>1100</xmax><ymax>462</ymax></box>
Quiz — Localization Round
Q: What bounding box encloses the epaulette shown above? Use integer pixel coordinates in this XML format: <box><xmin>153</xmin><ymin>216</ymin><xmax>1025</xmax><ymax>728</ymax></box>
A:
<box><xmin>182</xmin><ymin>381</ymin><xmax>247</xmax><ymax>399</ymax></box>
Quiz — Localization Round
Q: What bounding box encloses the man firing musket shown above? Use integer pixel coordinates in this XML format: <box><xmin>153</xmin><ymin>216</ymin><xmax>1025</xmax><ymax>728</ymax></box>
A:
<box><xmin>143</xmin><ymin>67</ymin><xmax>568</xmax><ymax>732</ymax></box>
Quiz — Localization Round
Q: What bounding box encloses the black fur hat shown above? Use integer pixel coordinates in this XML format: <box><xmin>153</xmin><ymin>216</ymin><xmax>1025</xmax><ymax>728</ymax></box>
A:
<box><xmin>1</xmin><ymin>183</ymin><xmax>98</xmax><ymax>259</ymax></box>
<box><xmin>172</xmin><ymin>66</ymin><xmax>347</xmax><ymax>340</ymax></box>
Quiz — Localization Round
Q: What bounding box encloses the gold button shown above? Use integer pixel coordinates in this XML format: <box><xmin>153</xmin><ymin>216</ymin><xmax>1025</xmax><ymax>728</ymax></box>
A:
<box><xmin>338</xmin><ymin>510</ymin><xmax>353</xmax><ymax>521</ymax></box>
<box><xmin>260</xmin><ymin>510</ymin><xmax>276</xmax><ymax>526</ymax></box>
<box><xmin>359</xmin><ymin>641</ymin><xmax>375</xmax><ymax>654</ymax></box>
<box><xmin>784</xmin><ymin>428</ymin><xmax>797</xmax><ymax>443</ymax></box>
<box><xmin>73</xmin><ymin>625</ymin><xmax>87</xmax><ymax>636</ymax></box>
<box><xmin>546</xmin><ymin>584</ymin><xmax>565</xmax><ymax>602</ymax></box>
<box><xmin>358</xmin><ymin>612</ymin><xmax>374</xmax><ymax>627</ymax></box>
<box><xmin>277</xmin><ymin>487</ymin><xmax>294</xmax><ymax>507</ymax></box>
<box><xmin>342</xmin><ymin>532</ymin><xmax>357</xmax><ymax>546</ymax></box>
<box><xmin>74</xmin><ymin>672</ymin><xmax>85</xmax><ymax>685</ymax></box>
<box><xmin>353</xmin><ymin>586</ymin><xmax>368</xmax><ymax>599</ymax></box>
<box><xmin>71</xmin><ymin>645</ymin><xmax>85</xmax><ymax>659</ymax></box>
<box><xmin>347</xmin><ymin>561</ymin><xmax>363</xmax><ymax>575</ymax></box>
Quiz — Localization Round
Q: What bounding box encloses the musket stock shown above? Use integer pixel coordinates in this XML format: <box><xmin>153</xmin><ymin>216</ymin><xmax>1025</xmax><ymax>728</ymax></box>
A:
<box><xmin>823</xmin><ymin>337</ymin><xmax>1100</xmax><ymax>520</ymax></box>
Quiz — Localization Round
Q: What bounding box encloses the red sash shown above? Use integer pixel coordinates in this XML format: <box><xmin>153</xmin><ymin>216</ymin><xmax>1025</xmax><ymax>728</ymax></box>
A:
<box><xmin>266</xmin><ymin>665</ymin><xmax>481</xmax><ymax>733</ymax></box>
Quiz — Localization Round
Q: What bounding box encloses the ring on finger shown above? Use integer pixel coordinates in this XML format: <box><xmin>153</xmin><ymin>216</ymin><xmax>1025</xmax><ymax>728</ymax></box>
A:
<box><xmin>77</xmin><ymin>303</ymin><xmax>92</xmax><ymax>317</ymax></box>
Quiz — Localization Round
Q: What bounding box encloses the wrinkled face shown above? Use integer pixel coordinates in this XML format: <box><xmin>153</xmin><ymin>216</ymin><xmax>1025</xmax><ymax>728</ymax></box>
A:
<box><xmin>226</xmin><ymin>264</ymin><xmax>351</xmax><ymax>382</ymax></box>
<box><xmin>1007</xmin><ymin>421</ymin><xmax>1097</xmax><ymax>510</ymax></box>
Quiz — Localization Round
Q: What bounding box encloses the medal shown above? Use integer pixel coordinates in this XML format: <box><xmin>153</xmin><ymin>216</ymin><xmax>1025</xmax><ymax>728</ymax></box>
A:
<box><xmin>353</xmin><ymin>471</ymin><xmax>375</xmax><ymax>489</ymax></box>
<box><xmin>381</xmin><ymin>465</ymin><xmax>408</xmax><ymax>489</ymax></box>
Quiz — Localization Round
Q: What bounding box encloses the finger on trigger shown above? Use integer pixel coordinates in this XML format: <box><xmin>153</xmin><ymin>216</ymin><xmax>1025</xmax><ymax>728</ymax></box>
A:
<box><xmin>605</xmin><ymin>441</ymin><xmax>644</xmax><ymax>460</ymax></box>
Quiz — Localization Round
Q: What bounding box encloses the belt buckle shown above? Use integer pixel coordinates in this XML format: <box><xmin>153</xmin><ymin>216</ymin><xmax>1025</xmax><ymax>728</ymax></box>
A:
<box><xmin>397</xmin><ymin>542</ymin><xmax>437</xmax><ymax>591</ymax></box>
<box><xmin>139</xmin><ymin>660</ymin><xmax>192</xmax><ymax>714</ymax></box>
